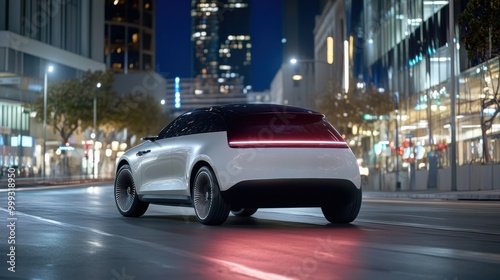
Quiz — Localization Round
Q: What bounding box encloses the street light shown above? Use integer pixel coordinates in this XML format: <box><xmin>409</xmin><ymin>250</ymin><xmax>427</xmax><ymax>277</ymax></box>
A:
<box><xmin>92</xmin><ymin>82</ymin><xmax>101</xmax><ymax>177</ymax></box>
<box><xmin>289</xmin><ymin>58</ymin><xmax>333</xmax><ymax>109</ymax></box>
<box><xmin>42</xmin><ymin>65</ymin><xmax>54</xmax><ymax>178</ymax></box>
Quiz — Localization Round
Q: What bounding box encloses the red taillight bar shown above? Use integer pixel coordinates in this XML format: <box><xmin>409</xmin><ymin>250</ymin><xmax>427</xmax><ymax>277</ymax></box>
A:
<box><xmin>228</xmin><ymin>140</ymin><xmax>349</xmax><ymax>148</ymax></box>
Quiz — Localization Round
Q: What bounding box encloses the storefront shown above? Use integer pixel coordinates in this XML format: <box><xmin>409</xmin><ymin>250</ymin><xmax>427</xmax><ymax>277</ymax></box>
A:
<box><xmin>0</xmin><ymin>101</ymin><xmax>36</xmax><ymax>177</ymax></box>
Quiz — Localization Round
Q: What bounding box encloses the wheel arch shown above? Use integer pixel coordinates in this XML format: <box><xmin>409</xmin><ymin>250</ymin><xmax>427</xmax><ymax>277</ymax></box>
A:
<box><xmin>189</xmin><ymin>160</ymin><xmax>212</xmax><ymax>196</ymax></box>
<box><xmin>116</xmin><ymin>159</ymin><xmax>130</xmax><ymax>174</ymax></box>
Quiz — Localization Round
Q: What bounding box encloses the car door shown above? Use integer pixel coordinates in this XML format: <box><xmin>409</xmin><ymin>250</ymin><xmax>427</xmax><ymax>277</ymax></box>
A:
<box><xmin>139</xmin><ymin>116</ymin><xmax>186</xmax><ymax>195</ymax></box>
<box><xmin>170</xmin><ymin>111</ymin><xmax>226</xmax><ymax>191</ymax></box>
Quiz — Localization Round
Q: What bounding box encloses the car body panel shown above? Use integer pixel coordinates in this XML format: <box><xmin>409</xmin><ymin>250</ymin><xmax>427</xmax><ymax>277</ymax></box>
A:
<box><xmin>115</xmin><ymin>104</ymin><xmax>361</xmax><ymax>210</ymax></box>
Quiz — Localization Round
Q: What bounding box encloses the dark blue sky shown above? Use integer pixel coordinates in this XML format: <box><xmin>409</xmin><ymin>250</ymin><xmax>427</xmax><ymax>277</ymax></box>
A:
<box><xmin>155</xmin><ymin>0</ymin><xmax>283</xmax><ymax>92</ymax></box>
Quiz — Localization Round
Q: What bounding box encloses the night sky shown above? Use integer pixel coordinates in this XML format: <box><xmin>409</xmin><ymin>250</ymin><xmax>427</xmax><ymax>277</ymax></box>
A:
<box><xmin>155</xmin><ymin>0</ymin><xmax>283</xmax><ymax>92</ymax></box>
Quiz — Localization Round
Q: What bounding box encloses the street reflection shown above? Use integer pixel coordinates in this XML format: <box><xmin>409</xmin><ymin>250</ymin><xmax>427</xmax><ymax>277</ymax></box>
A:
<box><xmin>195</xmin><ymin>215</ymin><xmax>366</xmax><ymax>280</ymax></box>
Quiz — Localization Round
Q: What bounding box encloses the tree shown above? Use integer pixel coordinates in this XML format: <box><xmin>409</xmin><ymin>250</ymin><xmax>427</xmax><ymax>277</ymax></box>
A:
<box><xmin>459</xmin><ymin>0</ymin><xmax>500</xmax><ymax>163</ymax></box>
<box><xmin>113</xmin><ymin>92</ymin><xmax>171</xmax><ymax>146</ymax></box>
<box><xmin>317</xmin><ymin>82</ymin><xmax>394</xmax><ymax>137</ymax></box>
<box><xmin>30</xmin><ymin>70</ymin><xmax>171</xmax><ymax>175</ymax></box>
<box><xmin>30</xmin><ymin>70</ymin><xmax>117</xmax><ymax>145</ymax></box>
<box><xmin>30</xmin><ymin>71</ymin><xmax>118</xmax><ymax>175</ymax></box>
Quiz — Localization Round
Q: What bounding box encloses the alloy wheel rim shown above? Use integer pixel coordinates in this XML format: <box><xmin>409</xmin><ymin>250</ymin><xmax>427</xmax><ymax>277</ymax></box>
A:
<box><xmin>115</xmin><ymin>169</ymin><xmax>135</xmax><ymax>212</ymax></box>
<box><xmin>193</xmin><ymin>171</ymin><xmax>212</xmax><ymax>220</ymax></box>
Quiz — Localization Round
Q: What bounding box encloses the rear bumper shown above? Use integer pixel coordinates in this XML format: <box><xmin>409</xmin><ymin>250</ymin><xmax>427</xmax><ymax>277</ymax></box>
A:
<box><xmin>211</xmin><ymin>147</ymin><xmax>361</xmax><ymax>192</ymax></box>
<box><xmin>221</xmin><ymin>178</ymin><xmax>359</xmax><ymax>208</ymax></box>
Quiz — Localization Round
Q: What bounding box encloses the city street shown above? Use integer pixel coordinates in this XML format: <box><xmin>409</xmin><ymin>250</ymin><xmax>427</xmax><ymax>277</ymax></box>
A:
<box><xmin>1</xmin><ymin>183</ymin><xmax>500</xmax><ymax>280</ymax></box>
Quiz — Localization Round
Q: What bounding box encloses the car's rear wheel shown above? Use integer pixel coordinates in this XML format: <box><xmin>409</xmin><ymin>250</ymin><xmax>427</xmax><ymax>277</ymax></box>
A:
<box><xmin>231</xmin><ymin>208</ymin><xmax>258</xmax><ymax>217</ymax></box>
<box><xmin>114</xmin><ymin>165</ymin><xmax>149</xmax><ymax>217</ymax></box>
<box><xmin>192</xmin><ymin>166</ymin><xmax>230</xmax><ymax>225</ymax></box>
<box><xmin>321</xmin><ymin>188</ymin><xmax>362</xmax><ymax>224</ymax></box>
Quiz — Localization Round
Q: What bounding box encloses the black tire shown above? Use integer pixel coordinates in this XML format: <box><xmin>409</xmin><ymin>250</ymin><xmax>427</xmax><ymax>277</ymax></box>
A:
<box><xmin>321</xmin><ymin>188</ymin><xmax>362</xmax><ymax>224</ymax></box>
<box><xmin>114</xmin><ymin>165</ymin><xmax>149</xmax><ymax>217</ymax></box>
<box><xmin>231</xmin><ymin>208</ymin><xmax>258</xmax><ymax>217</ymax></box>
<box><xmin>192</xmin><ymin>166</ymin><xmax>230</xmax><ymax>225</ymax></box>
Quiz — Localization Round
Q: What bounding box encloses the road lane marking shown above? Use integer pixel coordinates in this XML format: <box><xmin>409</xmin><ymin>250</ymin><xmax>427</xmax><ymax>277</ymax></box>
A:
<box><xmin>356</xmin><ymin>218</ymin><xmax>500</xmax><ymax>236</ymax></box>
<box><xmin>0</xmin><ymin>208</ymin><xmax>297</xmax><ymax>280</ymax></box>
<box><xmin>258</xmin><ymin>208</ymin><xmax>500</xmax><ymax>236</ymax></box>
<box><xmin>389</xmin><ymin>214</ymin><xmax>445</xmax><ymax>220</ymax></box>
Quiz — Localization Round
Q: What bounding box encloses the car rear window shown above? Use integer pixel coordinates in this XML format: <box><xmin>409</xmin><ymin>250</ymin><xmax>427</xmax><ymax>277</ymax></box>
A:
<box><xmin>226</xmin><ymin>113</ymin><xmax>347</xmax><ymax>148</ymax></box>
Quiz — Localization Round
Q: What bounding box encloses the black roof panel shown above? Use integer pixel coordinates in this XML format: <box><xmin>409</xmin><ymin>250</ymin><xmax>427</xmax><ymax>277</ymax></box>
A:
<box><xmin>191</xmin><ymin>103</ymin><xmax>322</xmax><ymax>119</ymax></box>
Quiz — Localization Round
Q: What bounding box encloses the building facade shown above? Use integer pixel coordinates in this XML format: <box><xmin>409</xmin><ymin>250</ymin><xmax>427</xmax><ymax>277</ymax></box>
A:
<box><xmin>273</xmin><ymin>0</ymin><xmax>500</xmax><ymax>190</ymax></box>
<box><xmin>105</xmin><ymin>0</ymin><xmax>155</xmax><ymax>73</ymax></box>
<box><xmin>164</xmin><ymin>77</ymin><xmax>247</xmax><ymax>116</ymax></box>
<box><xmin>355</xmin><ymin>0</ymin><xmax>499</xmax><ymax>168</ymax></box>
<box><xmin>271</xmin><ymin>0</ymin><xmax>323</xmax><ymax>110</ymax></box>
<box><xmin>0</xmin><ymin>0</ymin><xmax>105</xmax><ymax>176</ymax></box>
<box><xmin>343</xmin><ymin>0</ymin><xmax>500</xmax><ymax>190</ymax></box>
<box><xmin>191</xmin><ymin>0</ymin><xmax>251</xmax><ymax>95</ymax></box>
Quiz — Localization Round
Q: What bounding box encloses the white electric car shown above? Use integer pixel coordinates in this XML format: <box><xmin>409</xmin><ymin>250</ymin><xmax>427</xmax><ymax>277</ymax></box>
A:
<box><xmin>114</xmin><ymin>104</ymin><xmax>362</xmax><ymax>225</ymax></box>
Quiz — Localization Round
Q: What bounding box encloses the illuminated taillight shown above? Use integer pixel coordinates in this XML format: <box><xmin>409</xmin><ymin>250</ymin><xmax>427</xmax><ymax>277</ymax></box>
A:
<box><xmin>228</xmin><ymin>140</ymin><xmax>349</xmax><ymax>148</ymax></box>
<box><xmin>226</xmin><ymin>112</ymin><xmax>348</xmax><ymax>149</ymax></box>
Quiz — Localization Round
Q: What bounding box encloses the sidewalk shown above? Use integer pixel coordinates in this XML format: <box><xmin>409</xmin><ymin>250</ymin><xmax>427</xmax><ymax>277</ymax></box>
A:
<box><xmin>363</xmin><ymin>189</ymin><xmax>500</xmax><ymax>201</ymax></box>
<box><xmin>0</xmin><ymin>176</ymin><xmax>114</xmax><ymax>189</ymax></box>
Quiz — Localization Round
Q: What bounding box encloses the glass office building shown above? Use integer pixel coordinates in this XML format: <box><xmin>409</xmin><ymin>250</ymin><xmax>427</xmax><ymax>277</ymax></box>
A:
<box><xmin>0</xmin><ymin>0</ymin><xmax>105</xmax><ymax>175</ymax></box>
<box><xmin>191</xmin><ymin>0</ymin><xmax>251</xmax><ymax>94</ymax></box>
<box><xmin>354</xmin><ymin>0</ymin><xmax>500</xmax><ymax>168</ymax></box>
<box><xmin>105</xmin><ymin>0</ymin><xmax>155</xmax><ymax>73</ymax></box>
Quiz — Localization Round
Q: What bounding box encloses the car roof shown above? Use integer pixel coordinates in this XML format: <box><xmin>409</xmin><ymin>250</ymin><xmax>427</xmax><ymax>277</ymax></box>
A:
<box><xmin>189</xmin><ymin>103</ymin><xmax>322</xmax><ymax>118</ymax></box>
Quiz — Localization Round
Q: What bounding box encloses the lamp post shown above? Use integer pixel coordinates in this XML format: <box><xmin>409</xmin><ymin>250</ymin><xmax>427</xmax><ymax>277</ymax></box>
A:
<box><xmin>290</xmin><ymin>58</ymin><xmax>333</xmax><ymax>109</ymax></box>
<box><xmin>42</xmin><ymin>65</ymin><xmax>54</xmax><ymax>178</ymax></box>
<box><xmin>92</xmin><ymin>82</ymin><xmax>101</xmax><ymax>178</ymax></box>
<box><xmin>449</xmin><ymin>0</ymin><xmax>457</xmax><ymax>191</ymax></box>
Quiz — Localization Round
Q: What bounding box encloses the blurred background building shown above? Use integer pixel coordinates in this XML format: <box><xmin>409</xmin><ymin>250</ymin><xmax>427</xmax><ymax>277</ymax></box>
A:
<box><xmin>105</xmin><ymin>0</ymin><xmax>155</xmax><ymax>73</ymax></box>
<box><xmin>271</xmin><ymin>0</ymin><xmax>322</xmax><ymax>109</ymax></box>
<box><xmin>104</xmin><ymin>0</ymin><xmax>166</xmax><ymax>105</ymax></box>
<box><xmin>271</xmin><ymin>0</ymin><xmax>499</xmax><ymax>191</ymax></box>
<box><xmin>163</xmin><ymin>0</ymin><xmax>251</xmax><ymax>115</ymax></box>
<box><xmin>1</xmin><ymin>0</ymin><xmax>499</xmax><ymax>187</ymax></box>
<box><xmin>0</xmin><ymin>0</ymin><xmax>105</xmax><ymax>176</ymax></box>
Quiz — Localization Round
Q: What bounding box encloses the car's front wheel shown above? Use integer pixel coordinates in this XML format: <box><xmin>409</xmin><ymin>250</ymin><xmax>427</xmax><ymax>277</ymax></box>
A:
<box><xmin>114</xmin><ymin>165</ymin><xmax>149</xmax><ymax>217</ymax></box>
<box><xmin>192</xmin><ymin>166</ymin><xmax>230</xmax><ymax>225</ymax></box>
<box><xmin>321</xmin><ymin>188</ymin><xmax>362</xmax><ymax>224</ymax></box>
<box><xmin>231</xmin><ymin>208</ymin><xmax>258</xmax><ymax>217</ymax></box>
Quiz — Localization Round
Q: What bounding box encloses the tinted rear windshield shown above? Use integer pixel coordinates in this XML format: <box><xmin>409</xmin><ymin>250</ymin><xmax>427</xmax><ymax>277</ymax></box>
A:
<box><xmin>227</xmin><ymin>113</ymin><xmax>344</xmax><ymax>143</ymax></box>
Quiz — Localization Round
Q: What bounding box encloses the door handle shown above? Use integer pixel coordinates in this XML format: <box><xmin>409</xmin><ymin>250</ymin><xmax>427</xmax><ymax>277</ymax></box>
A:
<box><xmin>136</xmin><ymin>150</ymin><xmax>151</xmax><ymax>156</ymax></box>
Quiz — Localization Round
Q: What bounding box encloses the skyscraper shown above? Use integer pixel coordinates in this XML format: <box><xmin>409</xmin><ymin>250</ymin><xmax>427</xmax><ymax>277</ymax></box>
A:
<box><xmin>282</xmin><ymin>0</ymin><xmax>321</xmax><ymax>63</ymax></box>
<box><xmin>274</xmin><ymin>0</ymin><xmax>322</xmax><ymax>109</ymax></box>
<box><xmin>191</xmin><ymin>0</ymin><xmax>251</xmax><ymax>94</ymax></box>
<box><xmin>105</xmin><ymin>0</ymin><xmax>155</xmax><ymax>73</ymax></box>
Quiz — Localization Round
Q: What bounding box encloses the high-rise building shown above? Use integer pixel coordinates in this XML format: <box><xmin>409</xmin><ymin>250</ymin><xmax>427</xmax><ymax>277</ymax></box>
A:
<box><xmin>271</xmin><ymin>0</ymin><xmax>322</xmax><ymax>109</ymax></box>
<box><xmin>282</xmin><ymin>0</ymin><xmax>321</xmax><ymax>63</ymax></box>
<box><xmin>0</xmin><ymin>0</ymin><xmax>105</xmax><ymax>174</ymax></box>
<box><xmin>104</xmin><ymin>0</ymin><xmax>166</xmax><ymax>107</ymax></box>
<box><xmin>217</xmin><ymin>0</ymin><xmax>251</xmax><ymax>93</ymax></box>
<box><xmin>191</xmin><ymin>0</ymin><xmax>220</xmax><ymax>80</ymax></box>
<box><xmin>105</xmin><ymin>0</ymin><xmax>155</xmax><ymax>73</ymax></box>
<box><xmin>191</xmin><ymin>0</ymin><xmax>251</xmax><ymax>94</ymax></box>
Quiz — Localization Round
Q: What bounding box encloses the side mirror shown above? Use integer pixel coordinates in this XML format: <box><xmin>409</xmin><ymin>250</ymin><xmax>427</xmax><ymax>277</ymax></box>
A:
<box><xmin>142</xmin><ymin>136</ymin><xmax>158</xmax><ymax>142</ymax></box>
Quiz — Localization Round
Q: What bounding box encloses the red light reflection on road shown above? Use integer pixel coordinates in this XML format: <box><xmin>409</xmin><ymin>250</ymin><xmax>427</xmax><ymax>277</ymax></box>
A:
<box><xmin>198</xmin><ymin>220</ymin><xmax>367</xmax><ymax>280</ymax></box>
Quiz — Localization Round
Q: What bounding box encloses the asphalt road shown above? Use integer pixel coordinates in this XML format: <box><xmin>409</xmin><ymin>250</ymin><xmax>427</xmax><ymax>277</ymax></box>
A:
<box><xmin>1</xmin><ymin>184</ymin><xmax>500</xmax><ymax>280</ymax></box>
